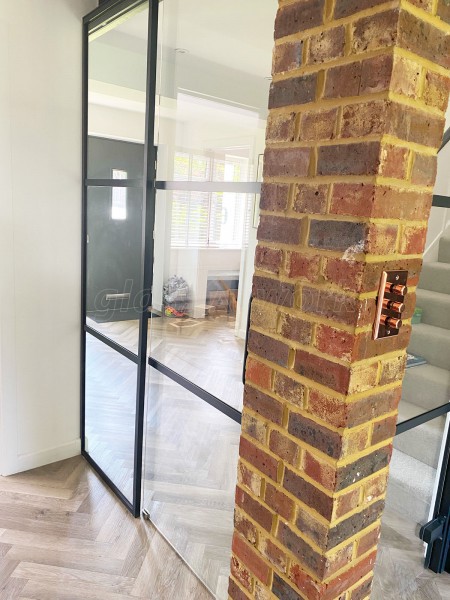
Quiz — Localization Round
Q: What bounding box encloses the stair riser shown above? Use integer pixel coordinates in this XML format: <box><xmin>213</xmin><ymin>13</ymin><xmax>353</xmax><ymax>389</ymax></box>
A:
<box><xmin>385</xmin><ymin>483</ymin><xmax>431</xmax><ymax>525</ymax></box>
<box><xmin>408</xmin><ymin>329</ymin><xmax>450</xmax><ymax>371</ymax></box>
<box><xmin>402</xmin><ymin>371</ymin><xmax>450</xmax><ymax>411</ymax></box>
<box><xmin>415</xmin><ymin>290</ymin><xmax>450</xmax><ymax>331</ymax></box>
<box><xmin>419</xmin><ymin>264</ymin><xmax>450</xmax><ymax>295</ymax></box>
<box><xmin>394</xmin><ymin>427</ymin><xmax>442</xmax><ymax>468</ymax></box>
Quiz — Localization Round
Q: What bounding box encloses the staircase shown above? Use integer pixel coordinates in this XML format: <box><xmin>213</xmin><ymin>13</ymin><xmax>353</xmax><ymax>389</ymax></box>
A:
<box><xmin>386</xmin><ymin>232</ymin><xmax>450</xmax><ymax>524</ymax></box>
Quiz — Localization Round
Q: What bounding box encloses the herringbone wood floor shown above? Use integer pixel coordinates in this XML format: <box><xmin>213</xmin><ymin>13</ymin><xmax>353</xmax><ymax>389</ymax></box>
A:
<box><xmin>0</xmin><ymin>457</ymin><xmax>212</xmax><ymax>600</ymax></box>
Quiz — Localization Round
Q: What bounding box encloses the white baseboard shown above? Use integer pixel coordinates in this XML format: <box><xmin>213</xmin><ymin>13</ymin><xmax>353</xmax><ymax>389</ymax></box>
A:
<box><xmin>0</xmin><ymin>438</ymin><xmax>81</xmax><ymax>476</ymax></box>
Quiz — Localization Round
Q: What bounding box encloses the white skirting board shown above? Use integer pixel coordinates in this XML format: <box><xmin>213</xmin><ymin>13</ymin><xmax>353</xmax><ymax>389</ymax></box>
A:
<box><xmin>0</xmin><ymin>438</ymin><xmax>81</xmax><ymax>477</ymax></box>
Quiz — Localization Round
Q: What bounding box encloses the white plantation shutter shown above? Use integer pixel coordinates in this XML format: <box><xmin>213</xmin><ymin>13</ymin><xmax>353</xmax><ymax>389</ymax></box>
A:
<box><xmin>170</xmin><ymin>151</ymin><xmax>251</xmax><ymax>249</ymax></box>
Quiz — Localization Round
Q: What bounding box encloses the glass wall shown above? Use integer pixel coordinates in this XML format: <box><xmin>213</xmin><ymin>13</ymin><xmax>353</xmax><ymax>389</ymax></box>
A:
<box><xmin>143</xmin><ymin>0</ymin><xmax>277</xmax><ymax>597</ymax></box>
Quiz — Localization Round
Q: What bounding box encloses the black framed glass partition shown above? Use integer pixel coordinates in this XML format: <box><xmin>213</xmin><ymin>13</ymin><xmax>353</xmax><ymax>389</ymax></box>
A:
<box><xmin>82</xmin><ymin>0</ymin><xmax>158</xmax><ymax>516</ymax></box>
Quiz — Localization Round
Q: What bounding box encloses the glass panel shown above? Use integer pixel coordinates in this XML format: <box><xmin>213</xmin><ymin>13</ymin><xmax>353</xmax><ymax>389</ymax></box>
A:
<box><xmin>85</xmin><ymin>333</ymin><xmax>137</xmax><ymax>503</ymax></box>
<box><xmin>87</xmin><ymin>2</ymin><xmax>149</xmax><ymax>179</ymax></box>
<box><xmin>154</xmin><ymin>0</ymin><xmax>276</xmax><ymax>182</ymax></box>
<box><xmin>143</xmin><ymin>369</ymin><xmax>240</xmax><ymax>599</ymax></box>
<box><xmin>149</xmin><ymin>188</ymin><xmax>252</xmax><ymax>410</ymax></box>
<box><xmin>86</xmin><ymin>186</ymin><xmax>142</xmax><ymax>351</ymax></box>
<box><xmin>375</xmin><ymin>416</ymin><xmax>449</xmax><ymax>595</ymax></box>
<box><xmin>398</xmin><ymin>205</ymin><xmax>450</xmax><ymax>423</ymax></box>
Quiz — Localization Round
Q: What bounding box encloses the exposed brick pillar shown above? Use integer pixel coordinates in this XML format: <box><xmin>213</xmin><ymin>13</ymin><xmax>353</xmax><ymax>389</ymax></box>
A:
<box><xmin>229</xmin><ymin>2</ymin><xmax>450</xmax><ymax>599</ymax></box>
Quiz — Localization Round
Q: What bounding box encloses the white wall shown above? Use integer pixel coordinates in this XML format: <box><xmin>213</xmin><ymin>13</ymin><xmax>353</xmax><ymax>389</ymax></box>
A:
<box><xmin>0</xmin><ymin>0</ymin><xmax>97</xmax><ymax>475</ymax></box>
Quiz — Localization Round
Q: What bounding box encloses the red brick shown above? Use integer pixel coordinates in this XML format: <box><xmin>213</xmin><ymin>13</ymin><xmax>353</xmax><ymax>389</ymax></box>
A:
<box><xmin>229</xmin><ymin>578</ymin><xmax>251</xmax><ymax>600</ymax></box>
<box><xmin>294</xmin><ymin>348</ymin><xmax>351</xmax><ymax>394</ymax></box>
<box><xmin>357</xmin><ymin>525</ymin><xmax>381</xmax><ymax>557</ymax></box>
<box><xmin>365</xmin><ymin>472</ymin><xmax>389</xmax><ymax>502</ymax></box>
<box><xmin>269</xmin><ymin>75</ymin><xmax>317</xmax><ymax>109</ymax></box>
<box><xmin>371</xmin><ymin>415</ymin><xmax>398</xmax><ymax>445</ymax></box>
<box><xmin>269</xmin><ymin>430</ymin><xmax>300</xmax><ymax>466</ymax></box>
<box><xmin>264</xmin><ymin>147</ymin><xmax>311</xmax><ymax>177</ymax></box>
<box><xmin>231</xmin><ymin>556</ymin><xmax>252</xmax><ymax>591</ymax></box>
<box><xmin>330</xmin><ymin>182</ymin><xmax>376</xmax><ymax>218</ymax></box>
<box><xmin>400</xmin><ymin>226</ymin><xmax>428</xmax><ymax>254</ymax></box>
<box><xmin>273</xmin><ymin>372</ymin><xmax>305</xmax><ymax>407</ymax></box>
<box><xmin>302</xmin><ymin>287</ymin><xmax>370</xmax><ymax>328</ymax></box>
<box><xmin>411</xmin><ymin>153</ymin><xmax>437</xmax><ymax>187</ymax></box>
<box><xmin>317</xmin><ymin>142</ymin><xmax>381</xmax><ymax>176</ymax></box>
<box><xmin>293</xmin><ymin>183</ymin><xmax>328</xmax><ymax>214</ymax></box>
<box><xmin>232</xmin><ymin>533</ymin><xmax>271</xmax><ymax>586</ymax></box>
<box><xmin>275</xmin><ymin>0</ymin><xmax>324</xmax><ymax>39</ymax></box>
<box><xmin>279</xmin><ymin>312</ymin><xmax>313</xmax><ymax>345</ymax></box>
<box><xmin>286</xmin><ymin>252</ymin><xmax>320</xmax><ymax>281</ymax></box>
<box><xmin>235</xmin><ymin>509</ymin><xmax>258</xmax><ymax>545</ymax></box>
<box><xmin>350</xmin><ymin>577</ymin><xmax>374</xmax><ymax>600</ymax></box>
<box><xmin>409</xmin><ymin>0</ymin><xmax>433</xmax><ymax>11</ymax></box>
<box><xmin>335</xmin><ymin>487</ymin><xmax>361</xmax><ymax>519</ymax></box>
<box><xmin>242</xmin><ymin>412</ymin><xmax>268</xmax><ymax>444</ymax></box>
<box><xmin>379</xmin><ymin>354</ymin><xmax>407</xmax><ymax>385</ymax></box>
<box><xmin>315</xmin><ymin>324</ymin><xmax>355</xmax><ymax>362</ymax></box>
<box><xmin>372</xmin><ymin>187</ymin><xmax>432</xmax><ymax>220</ymax></box>
<box><xmin>252</xmin><ymin>276</ymin><xmax>295</xmax><ymax>308</ymax></box>
<box><xmin>289</xmin><ymin>411</ymin><xmax>343</xmax><ymax>459</ymax></box>
<box><xmin>392</xmin><ymin>55</ymin><xmax>421</xmax><ymax>98</ymax></box>
<box><xmin>255</xmin><ymin>246</ymin><xmax>283</xmax><ymax>275</ymax></box>
<box><xmin>296</xmin><ymin>506</ymin><xmax>329</xmax><ymax>548</ymax></box>
<box><xmin>324</xmin><ymin>62</ymin><xmax>362</xmax><ymax>98</ymax></box>
<box><xmin>258</xmin><ymin>215</ymin><xmax>302</xmax><ymax>245</ymax></box>
<box><xmin>387</xmin><ymin>101</ymin><xmax>445</xmax><ymax>149</ymax></box>
<box><xmin>274</xmin><ymin>571</ymin><xmax>315</xmax><ymax>600</ymax></box>
<box><xmin>309</xmin><ymin>220</ymin><xmax>366</xmax><ymax>252</ymax></box>
<box><xmin>277</xmin><ymin>522</ymin><xmax>327</xmax><ymax>575</ymax></box>
<box><xmin>248</xmin><ymin>330</ymin><xmax>290</xmax><ymax>368</ymax></box>
<box><xmin>398</xmin><ymin>9</ymin><xmax>450</xmax><ymax>71</ymax></box>
<box><xmin>245</xmin><ymin>357</ymin><xmax>272</xmax><ymax>390</ymax></box>
<box><xmin>360</xmin><ymin>53</ymin><xmax>394</xmax><ymax>94</ymax></box>
<box><xmin>352</xmin><ymin>10</ymin><xmax>399</xmax><ymax>54</ymax></box>
<box><xmin>379</xmin><ymin>144</ymin><xmax>409</xmax><ymax>179</ymax></box>
<box><xmin>239</xmin><ymin>437</ymin><xmax>279</xmax><ymax>482</ymax></box>
<box><xmin>244</xmin><ymin>386</ymin><xmax>284</xmax><ymax>426</ymax></box>
<box><xmin>423</xmin><ymin>70</ymin><xmax>450</xmax><ymax>112</ymax></box>
<box><xmin>266</xmin><ymin>112</ymin><xmax>296</xmax><ymax>143</ymax></box>
<box><xmin>366</xmin><ymin>223</ymin><xmax>399</xmax><ymax>254</ymax></box>
<box><xmin>273</xmin><ymin>41</ymin><xmax>303</xmax><ymax>74</ymax></box>
<box><xmin>238</xmin><ymin>461</ymin><xmax>263</xmax><ymax>496</ymax></box>
<box><xmin>334</xmin><ymin>0</ymin><xmax>386</xmax><ymax>19</ymax></box>
<box><xmin>336</xmin><ymin>446</ymin><xmax>392</xmax><ymax>491</ymax></box>
<box><xmin>437</xmin><ymin>2</ymin><xmax>450</xmax><ymax>24</ymax></box>
<box><xmin>236</xmin><ymin>487</ymin><xmax>274</xmax><ymax>532</ymax></box>
<box><xmin>322</xmin><ymin>257</ymin><xmax>366</xmax><ymax>293</ymax></box>
<box><xmin>303</xmin><ymin>450</ymin><xmax>337</xmax><ymax>490</ymax></box>
<box><xmin>260</xmin><ymin>183</ymin><xmax>289</xmax><ymax>212</ymax></box>
<box><xmin>284</xmin><ymin>467</ymin><xmax>334</xmax><ymax>519</ymax></box>
<box><xmin>259</xmin><ymin>536</ymin><xmax>287</xmax><ymax>572</ymax></box>
<box><xmin>300</xmin><ymin>108</ymin><xmax>338</xmax><ymax>141</ymax></box>
<box><xmin>308</xmin><ymin>26</ymin><xmax>345</xmax><ymax>64</ymax></box>
<box><xmin>308</xmin><ymin>390</ymin><xmax>348</xmax><ymax>429</ymax></box>
<box><xmin>341</xmin><ymin>100</ymin><xmax>387</xmax><ymax>138</ymax></box>
<box><xmin>265</xmin><ymin>482</ymin><xmax>295</xmax><ymax>520</ymax></box>
<box><xmin>323</xmin><ymin>552</ymin><xmax>377</xmax><ymax>600</ymax></box>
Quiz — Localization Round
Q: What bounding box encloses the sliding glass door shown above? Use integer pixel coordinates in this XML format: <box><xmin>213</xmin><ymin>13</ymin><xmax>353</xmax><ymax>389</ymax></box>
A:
<box><xmin>82</xmin><ymin>0</ymin><xmax>158</xmax><ymax>516</ymax></box>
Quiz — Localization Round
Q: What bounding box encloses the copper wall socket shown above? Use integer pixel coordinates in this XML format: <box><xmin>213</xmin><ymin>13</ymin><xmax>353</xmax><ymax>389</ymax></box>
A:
<box><xmin>373</xmin><ymin>270</ymin><xmax>408</xmax><ymax>340</ymax></box>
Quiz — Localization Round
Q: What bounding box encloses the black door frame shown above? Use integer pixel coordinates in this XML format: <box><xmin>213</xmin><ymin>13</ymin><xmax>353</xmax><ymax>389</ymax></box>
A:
<box><xmin>81</xmin><ymin>0</ymin><xmax>159</xmax><ymax>517</ymax></box>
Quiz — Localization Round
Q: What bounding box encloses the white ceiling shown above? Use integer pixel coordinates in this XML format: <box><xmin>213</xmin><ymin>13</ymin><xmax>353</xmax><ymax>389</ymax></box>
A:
<box><xmin>115</xmin><ymin>0</ymin><xmax>277</xmax><ymax>79</ymax></box>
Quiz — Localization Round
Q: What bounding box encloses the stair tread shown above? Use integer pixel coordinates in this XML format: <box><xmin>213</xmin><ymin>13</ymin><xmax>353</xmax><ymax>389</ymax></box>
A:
<box><xmin>416</xmin><ymin>288</ymin><xmax>450</xmax><ymax>302</ymax></box>
<box><xmin>410</xmin><ymin>321</ymin><xmax>450</xmax><ymax>341</ymax></box>
<box><xmin>408</xmin><ymin>323</ymin><xmax>450</xmax><ymax>371</ymax></box>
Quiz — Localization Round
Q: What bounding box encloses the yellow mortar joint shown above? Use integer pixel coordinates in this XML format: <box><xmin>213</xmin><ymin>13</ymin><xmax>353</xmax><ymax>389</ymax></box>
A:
<box><xmin>322</xmin><ymin>544</ymin><xmax>382</xmax><ymax>584</ymax></box>
<box><xmin>387</xmin><ymin>89</ymin><xmax>445</xmax><ymax>118</ymax></box>
<box><xmin>401</xmin><ymin>0</ymin><xmax>450</xmax><ymax>32</ymax></box>
<box><xmin>432</xmin><ymin>0</ymin><xmax>439</xmax><ymax>16</ymax></box>
<box><xmin>324</xmin><ymin>0</ymin><xmax>335</xmax><ymax>24</ymax></box>
<box><xmin>395</xmin><ymin>46</ymin><xmax>450</xmax><ymax>77</ymax></box>
<box><xmin>268</xmin><ymin>92</ymin><xmax>390</xmax><ymax>115</ymax></box>
<box><xmin>381</xmin><ymin>134</ymin><xmax>439</xmax><ymax>156</ymax></box>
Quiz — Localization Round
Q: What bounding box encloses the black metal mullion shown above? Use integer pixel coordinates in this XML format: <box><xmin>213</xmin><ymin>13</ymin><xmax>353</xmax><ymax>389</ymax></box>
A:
<box><xmin>395</xmin><ymin>403</ymin><xmax>450</xmax><ymax>436</ymax></box>
<box><xmin>80</xmin><ymin>19</ymin><xmax>89</xmax><ymax>456</ymax></box>
<box><xmin>85</xmin><ymin>325</ymin><xmax>139</xmax><ymax>365</ymax></box>
<box><xmin>432</xmin><ymin>195</ymin><xmax>450</xmax><ymax>208</ymax></box>
<box><xmin>86</xmin><ymin>178</ymin><xmax>144</xmax><ymax>188</ymax></box>
<box><xmin>148</xmin><ymin>358</ymin><xmax>242</xmax><ymax>425</ymax></box>
<box><xmin>133</xmin><ymin>0</ymin><xmax>160</xmax><ymax>517</ymax></box>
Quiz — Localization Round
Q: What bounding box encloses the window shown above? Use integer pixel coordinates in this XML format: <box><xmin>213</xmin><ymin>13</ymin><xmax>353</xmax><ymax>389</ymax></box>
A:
<box><xmin>171</xmin><ymin>152</ymin><xmax>252</xmax><ymax>248</ymax></box>
<box><xmin>111</xmin><ymin>169</ymin><xmax>127</xmax><ymax>220</ymax></box>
